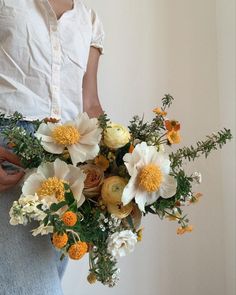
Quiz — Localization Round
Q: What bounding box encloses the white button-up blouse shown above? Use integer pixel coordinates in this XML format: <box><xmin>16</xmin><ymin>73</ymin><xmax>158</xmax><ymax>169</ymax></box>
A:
<box><xmin>0</xmin><ymin>0</ymin><xmax>105</xmax><ymax>122</ymax></box>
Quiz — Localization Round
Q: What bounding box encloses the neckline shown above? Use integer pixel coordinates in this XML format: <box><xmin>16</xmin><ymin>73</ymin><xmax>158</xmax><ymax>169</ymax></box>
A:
<box><xmin>46</xmin><ymin>0</ymin><xmax>76</xmax><ymax>21</ymax></box>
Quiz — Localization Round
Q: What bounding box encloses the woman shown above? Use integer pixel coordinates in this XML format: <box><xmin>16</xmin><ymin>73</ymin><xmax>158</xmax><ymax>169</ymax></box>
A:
<box><xmin>0</xmin><ymin>0</ymin><xmax>104</xmax><ymax>294</ymax></box>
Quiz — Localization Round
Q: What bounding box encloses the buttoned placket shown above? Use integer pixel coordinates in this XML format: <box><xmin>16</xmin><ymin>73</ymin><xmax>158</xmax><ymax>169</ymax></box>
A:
<box><xmin>41</xmin><ymin>0</ymin><xmax>62</xmax><ymax>120</ymax></box>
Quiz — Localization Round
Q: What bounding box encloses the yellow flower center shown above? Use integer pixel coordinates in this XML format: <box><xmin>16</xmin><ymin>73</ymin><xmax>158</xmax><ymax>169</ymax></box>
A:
<box><xmin>52</xmin><ymin>125</ymin><xmax>80</xmax><ymax>146</ymax></box>
<box><xmin>138</xmin><ymin>164</ymin><xmax>163</xmax><ymax>192</ymax></box>
<box><xmin>37</xmin><ymin>177</ymin><xmax>66</xmax><ymax>201</ymax></box>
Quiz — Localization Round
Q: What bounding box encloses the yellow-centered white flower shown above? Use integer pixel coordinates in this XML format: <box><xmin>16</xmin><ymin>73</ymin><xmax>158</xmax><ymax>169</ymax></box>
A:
<box><xmin>22</xmin><ymin>159</ymin><xmax>86</xmax><ymax>208</ymax></box>
<box><xmin>35</xmin><ymin>113</ymin><xmax>102</xmax><ymax>165</ymax></box>
<box><xmin>122</xmin><ymin>142</ymin><xmax>177</xmax><ymax>212</ymax></box>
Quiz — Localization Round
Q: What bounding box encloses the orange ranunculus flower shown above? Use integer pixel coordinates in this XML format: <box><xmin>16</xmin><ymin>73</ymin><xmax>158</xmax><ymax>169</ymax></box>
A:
<box><xmin>68</xmin><ymin>241</ymin><xmax>88</xmax><ymax>260</ymax></box>
<box><xmin>94</xmin><ymin>155</ymin><xmax>110</xmax><ymax>171</ymax></box>
<box><xmin>153</xmin><ymin>107</ymin><xmax>167</xmax><ymax>117</ymax></box>
<box><xmin>165</xmin><ymin>120</ymin><xmax>181</xmax><ymax>131</ymax></box>
<box><xmin>167</xmin><ymin>130</ymin><xmax>181</xmax><ymax>144</ymax></box>
<box><xmin>81</xmin><ymin>164</ymin><xmax>104</xmax><ymax>198</ymax></box>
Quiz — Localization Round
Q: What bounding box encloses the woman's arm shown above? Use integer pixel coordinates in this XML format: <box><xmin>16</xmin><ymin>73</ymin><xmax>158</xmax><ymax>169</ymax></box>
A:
<box><xmin>82</xmin><ymin>47</ymin><xmax>104</xmax><ymax>118</ymax></box>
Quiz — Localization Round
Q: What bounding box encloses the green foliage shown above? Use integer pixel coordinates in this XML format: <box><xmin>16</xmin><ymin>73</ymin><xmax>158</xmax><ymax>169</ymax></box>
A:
<box><xmin>161</xmin><ymin>94</ymin><xmax>174</xmax><ymax>109</ymax></box>
<box><xmin>170</xmin><ymin>128</ymin><xmax>232</xmax><ymax>170</ymax></box>
<box><xmin>128</xmin><ymin>94</ymin><xmax>174</xmax><ymax>144</ymax></box>
<box><xmin>97</xmin><ymin>112</ymin><xmax>111</xmax><ymax>131</ymax></box>
<box><xmin>0</xmin><ymin>112</ymin><xmax>57</xmax><ymax>168</ymax></box>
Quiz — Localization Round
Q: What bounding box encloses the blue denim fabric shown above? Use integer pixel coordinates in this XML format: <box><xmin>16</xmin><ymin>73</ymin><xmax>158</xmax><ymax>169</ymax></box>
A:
<box><xmin>0</xmin><ymin>121</ymin><xmax>68</xmax><ymax>295</ymax></box>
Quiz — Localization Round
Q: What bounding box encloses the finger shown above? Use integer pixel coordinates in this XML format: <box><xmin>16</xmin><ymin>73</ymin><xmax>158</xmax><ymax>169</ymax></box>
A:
<box><xmin>0</xmin><ymin>169</ymin><xmax>25</xmax><ymax>186</ymax></box>
<box><xmin>0</xmin><ymin>147</ymin><xmax>23</xmax><ymax>167</ymax></box>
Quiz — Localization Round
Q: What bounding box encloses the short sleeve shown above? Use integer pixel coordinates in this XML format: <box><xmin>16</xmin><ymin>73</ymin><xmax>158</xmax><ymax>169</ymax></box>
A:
<box><xmin>90</xmin><ymin>9</ymin><xmax>105</xmax><ymax>55</ymax></box>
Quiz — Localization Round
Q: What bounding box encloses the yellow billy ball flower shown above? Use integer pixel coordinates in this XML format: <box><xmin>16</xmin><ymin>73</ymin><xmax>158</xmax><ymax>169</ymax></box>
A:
<box><xmin>61</xmin><ymin>211</ymin><xmax>77</xmax><ymax>226</ymax></box>
<box><xmin>68</xmin><ymin>241</ymin><xmax>88</xmax><ymax>260</ymax></box>
<box><xmin>87</xmin><ymin>273</ymin><xmax>97</xmax><ymax>284</ymax></box>
<box><xmin>101</xmin><ymin>176</ymin><xmax>127</xmax><ymax>205</ymax></box>
<box><xmin>52</xmin><ymin>232</ymin><xmax>68</xmax><ymax>249</ymax></box>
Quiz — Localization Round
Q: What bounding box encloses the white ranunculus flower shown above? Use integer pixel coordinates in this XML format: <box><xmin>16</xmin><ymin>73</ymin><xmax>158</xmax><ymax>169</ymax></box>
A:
<box><xmin>122</xmin><ymin>142</ymin><xmax>177</xmax><ymax>212</ymax></box>
<box><xmin>35</xmin><ymin>113</ymin><xmax>102</xmax><ymax>165</ymax></box>
<box><xmin>22</xmin><ymin>158</ymin><xmax>86</xmax><ymax>208</ymax></box>
<box><xmin>107</xmin><ymin>230</ymin><xmax>137</xmax><ymax>258</ymax></box>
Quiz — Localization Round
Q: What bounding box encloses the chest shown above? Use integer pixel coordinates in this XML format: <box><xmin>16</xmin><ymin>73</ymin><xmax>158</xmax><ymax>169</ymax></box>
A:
<box><xmin>48</xmin><ymin>0</ymin><xmax>74</xmax><ymax>20</ymax></box>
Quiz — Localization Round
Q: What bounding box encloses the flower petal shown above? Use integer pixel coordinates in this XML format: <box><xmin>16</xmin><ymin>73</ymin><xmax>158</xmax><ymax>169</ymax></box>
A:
<box><xmin>76</xmin><ymin>194</ymin><xmax>85</xmax><ymax>208</ymax></box>
<box><xmin>40</xmin><ymin>141</ymin><xmax>64</xmax><ymax>154</ymax></box>
<box><xmin>54</xmin><ymin>158</ymin><xmax>70</xmax><ymax>179</ymax></box>
<box><xmin>145</xmin><ymin>191</ymin><xmax>160</xmax><ymax>206</ymax></box>
<box><xmin>79</xmin><ymin>128</ymin><xmax>101</xmax><ymax>145</ymax></box>
<box><xmin>68</xmin><ymin>143</ymin><xmax>99</xmax><ymax>165</ymax></box>
<box><xmin>121</xmin><ymin>174</ymin><xmax>137</xmax><ymax>205</ymax></box>
<box><xmin>159</xmin><ymin>175</ymin><xmax>177</xmax><ymax>198</ymax></box>
<box><xmin>134</xmin><ymin>190</ymin><xmax>148</xmax><ymax>212</ymax></box>
<box><xmin>70</xmin><ymin>175</ymin><xmax>86</xmax><ymax>201</ymax></box>
<box><xmin>22</xmin><ymin>173</ymin><xmax>45</xmax><ymax>196</ymax></box>
<box><xmin>37</xmin><ymin>162</ymin><xmax>55</xmax><ymax>179</ymax></box>
<box><xmin>35</xmin><ymin>123</ymin><xmax>64</xmax><ymax>154</ymax></box>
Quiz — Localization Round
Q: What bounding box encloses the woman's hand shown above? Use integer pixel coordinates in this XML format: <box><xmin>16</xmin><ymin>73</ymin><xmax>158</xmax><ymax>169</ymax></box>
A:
<box><xmin>0</xmin><ymin>147</ymin><xmax>25</xmax><ymax>192</ymax></box>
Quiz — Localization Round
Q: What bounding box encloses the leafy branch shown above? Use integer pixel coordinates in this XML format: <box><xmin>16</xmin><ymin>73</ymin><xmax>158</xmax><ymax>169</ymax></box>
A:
<box><xmin>170</xmin><ymin>128</ymin><xmax>232</xmax><ymax>170</ymax></box>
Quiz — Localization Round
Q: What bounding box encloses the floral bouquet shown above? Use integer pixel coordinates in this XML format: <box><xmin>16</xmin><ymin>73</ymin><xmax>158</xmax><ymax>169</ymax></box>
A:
<box><xmin>0</xmin><ymin>95</ymin><xmax>232</xmax><ymax>287</ymax></box>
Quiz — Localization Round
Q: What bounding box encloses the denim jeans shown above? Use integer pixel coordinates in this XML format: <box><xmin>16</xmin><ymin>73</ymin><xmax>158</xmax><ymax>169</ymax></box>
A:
<box><xmin>0</xmin><ymin>120</ymin><xmax>68</xmax><ymax>295</ymax></box>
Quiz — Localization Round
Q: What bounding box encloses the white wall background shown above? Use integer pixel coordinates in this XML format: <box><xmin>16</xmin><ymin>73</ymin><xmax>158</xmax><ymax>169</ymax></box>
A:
<box><xmin>62</xmin><ymin>1</ymin><xmax>236</xmax><ymax>294</ymax></box>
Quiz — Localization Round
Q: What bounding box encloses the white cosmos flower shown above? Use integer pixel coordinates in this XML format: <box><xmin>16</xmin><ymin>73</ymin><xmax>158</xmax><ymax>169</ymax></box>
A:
<box><xmin>107</xmin><ymin>230</ymin><xmax>137</xmax><ymax>258</ymax></box>
<box><xmin>35</xmin><ymin>113</ymin><xmax>102</xmax><ymax>165</ymax></box>
<box><xmin>22</xmin><ymin>158</ymin><xmax>86</xmax><ymax>208</ymax></box>
<box><xmin>122</xmin><ymin>142</ymin><xmax>177</xmax><ymax>212</ymax></box>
